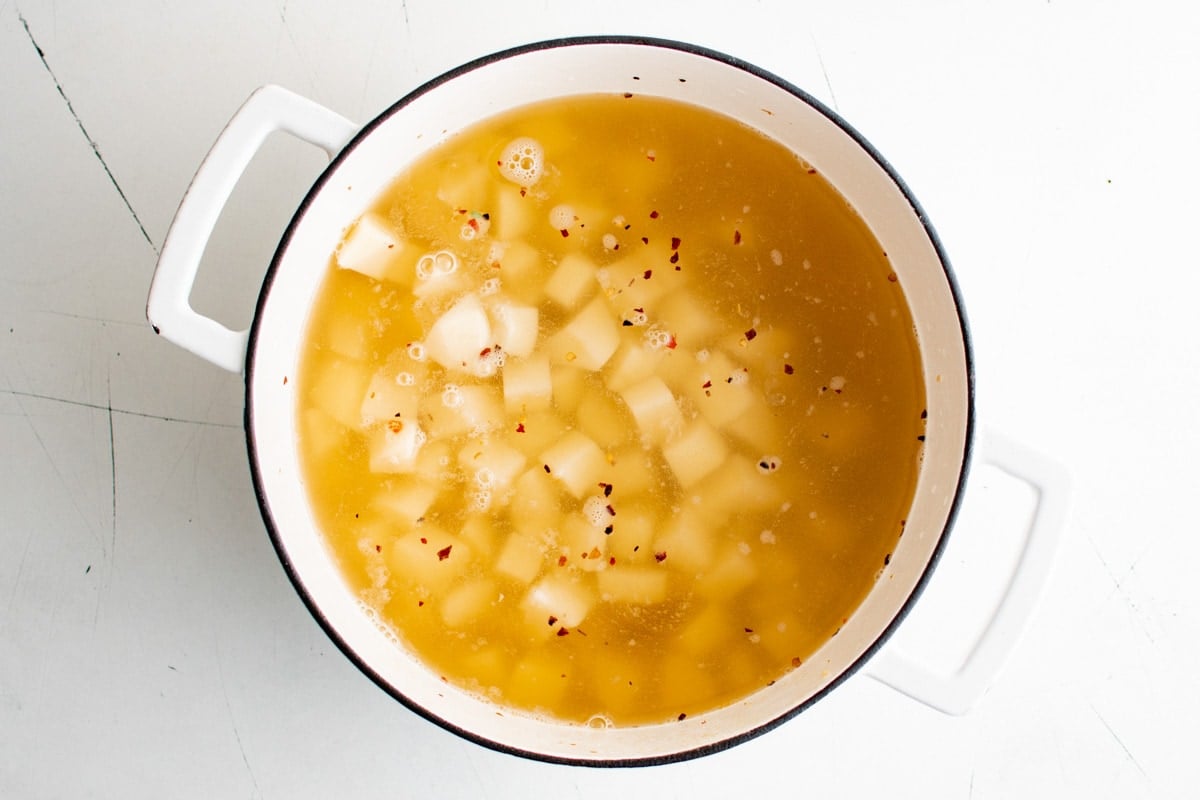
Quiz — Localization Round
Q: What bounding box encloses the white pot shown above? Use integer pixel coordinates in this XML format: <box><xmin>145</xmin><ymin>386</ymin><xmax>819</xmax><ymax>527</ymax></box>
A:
<box><xmin>148</xmin><ymin>37</ymin><xmax>1067</xmax><ymax>765</ymax></box>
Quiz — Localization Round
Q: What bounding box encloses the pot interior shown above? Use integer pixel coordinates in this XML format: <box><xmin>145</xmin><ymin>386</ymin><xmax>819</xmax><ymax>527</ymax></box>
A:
<box><xmin>246</xmin><ymin>38</ymin><xmax>971</xmax><ymax>764</ymax></box>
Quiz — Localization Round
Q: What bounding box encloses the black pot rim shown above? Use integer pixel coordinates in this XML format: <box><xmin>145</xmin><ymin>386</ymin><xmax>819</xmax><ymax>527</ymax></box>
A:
<box><xmin>243</xmin><ymin>34</ymin><xmax>976</xmax><ymax>768</ymax></box>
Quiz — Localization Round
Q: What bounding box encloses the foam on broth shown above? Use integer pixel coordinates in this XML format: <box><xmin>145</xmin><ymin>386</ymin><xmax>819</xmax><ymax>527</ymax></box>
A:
<box><xmin>295</xmin><ymin>94</ymin><xmax>926</xmax><ymax>725</ymax></box>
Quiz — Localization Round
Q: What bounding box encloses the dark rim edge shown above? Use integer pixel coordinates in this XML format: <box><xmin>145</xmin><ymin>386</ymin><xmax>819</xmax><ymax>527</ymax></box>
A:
<box><xmin>243</xmin><ymin>34</ymin><xmax>976</xmax><ymax>768</ymax></box>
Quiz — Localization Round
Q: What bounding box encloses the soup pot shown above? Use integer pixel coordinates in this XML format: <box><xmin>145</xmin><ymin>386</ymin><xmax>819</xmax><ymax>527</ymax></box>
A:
<box><xmin>147</xmin><ymin>37</ymin><xmax>1066</xmax><ymax>765</ymax></box>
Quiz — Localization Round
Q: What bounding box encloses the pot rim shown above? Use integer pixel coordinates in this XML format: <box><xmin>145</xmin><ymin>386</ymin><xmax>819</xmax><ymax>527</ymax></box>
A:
<box><xmin>243</xmin><ymin>34</ymin><xmax>975</xmax><ymax>767</ymax></box>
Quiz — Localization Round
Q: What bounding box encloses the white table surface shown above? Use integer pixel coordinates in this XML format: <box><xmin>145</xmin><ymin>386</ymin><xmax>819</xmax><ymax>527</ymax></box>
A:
<box><xmin>3</xmin><ymin>1</ymin><xmax>1197</xmax><ymax>797</ymax></box>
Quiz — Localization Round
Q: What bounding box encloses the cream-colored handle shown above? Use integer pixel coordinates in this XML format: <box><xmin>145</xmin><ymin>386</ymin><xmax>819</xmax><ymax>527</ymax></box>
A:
<box><xmin>866</xmin><ymin>428</ymin><xmax>1071</xmax><ymax>714</ymax></box>
<box><xmin>146</xmin><ymin>85</ymin><xmax>357</xmax><ymax>373</ymax></box>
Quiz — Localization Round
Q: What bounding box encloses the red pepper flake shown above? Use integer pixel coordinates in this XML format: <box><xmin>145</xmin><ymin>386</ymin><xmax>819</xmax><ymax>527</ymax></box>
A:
<box><xmin>436</xmin><ymin>545</ymin><xmax>453</xmax><ymax>561</ymax></box>
<box><xmin>420</xmin><ymin>537</ymin><xmax>427</xmax><ymax>544</ymax></box>
<box><xmin>548</xmin><ymin>615</ymin><xmax>558</xmax><ymax>627</ymax></box>
<box><xmin>744</xmin><ymin>627</ymin><xmax>754</xmax><ymax>633</ymax></box>
<box><xmin>560</xmin><ymin>229</ymin><xmax>570</xmax><ymax>238</ymax></box>
<box><xmin>884</xmin><ymin>552</ymin><xmax>892</xmax><ymax>566</ymax></box>
<box><xmin>669</xmin><ymin>251</ymin><xmax>679</xmax><ymax>265</ymax></box>
<box><xmin>622</xmin><ymin>320</ymin><xmax>633</xmax><ymax>327</ymax></box>
<box><xmin>643</xmin><ymin>269</ymin><xmax>653</xmax><ymax>280</ymax></box>
<box><xmin>599</xmin><ymin>482</ymin><xmax>613</xmax><ymax>496</ymax></box>
<box><xmin>665</xmin><ymin>335</ymin><xmax>678</xmax><ymax>350</ymax></box>
<box><xmin>744</xmin><ymin>327</ymin><xmax>757</xmax><ymax>341</ymax></box>
<box><xmin>516</xmin><ymin>422</ymin><xmax>526</xmax><ymax>433</ymax></box>
<box><xmin>623</xmin><ymin>92</ymin><xmax>633</xmax><ymax>99</ymax></box>
<box><xmin>588</xmin><ymin>546</ymin><xmax>602</xmax><ymax>560</ymax></box>
<box><xmin>282</xmin><ymin>376</ymin><xmax>288</xmax><ymax>385</ymax></box>
<box><xmin>791</xmin><ymin>657</ymin><xmax>802</xmax><ymax>668</ymax></box>
<box><xmin>784</xmin><ymin>363</ymin><xmax>794</xmax><ymax>375</ymax></box>
<box><xmin>633</xmin><ymin>306</ymin><xmax>644</xmax><ymax>314</ymax></box>
<box><xmin>520</xmin><ymin>188</ymin><xmax>527</xmax><ymax>197</ymax></box>
<box><xmin>649</xmin><ymin>210</ymin><xmax>660</xmax><ymax>219</ymax></box>
<box><xmin>387</xmin><ymin>419</ymin><xmax>404</xmax><ymax>433</ymax></box>
<box><xmin>733</xmin><ymin>229</ymin><xmax>742</xmax><ymax>245</ymax></box>
<box><xmin>702</xmin><ymin>380</ymin><xmax>712</xmax><ymax>389</ymax></box>
<box><xmin>671</xmin><ymin>236</ymin><xmax>681</xmax><ymax>250</ymax></box>
<box><xmin>374</xmin><ymin>544</ymin><xmax>381</xmax><ymax>553</ymax></box>
<box><xmin>807</xmin><ymin>167</ymin><xmax>818</xmax><ymax>175</ymax></box>
<box><xmin>558</xmin><ymin>555</ymin><xmax>568</xmax><ymax>567</ymax></box>
<box><xmin>605</xmin><ymin>504</ymin><xmax>616</xmax><ymax>517</ymax></box>
<box><xmin>640</xmin><ymin>236</ymin><xmax>649</xmax><ymax>245</ymax></box>
<box><xmin>604</xmin><ymin>524</ymin><xmax>613</xmax><ymax>535</ymax></box>
<box><xmin>609</xmin><ymin>556</ymin><xmax>616</xmax><ymax>566</ymax></box>
<box><xmin>917</xmin><ymin>434</ymin><xmax>926</xmax><ymax>442</ymax></box>
<box><xmin>418</xmin><ymin>600</ymin><xmax>424</xmax><ymax>607</ymax></box>
<box><xmin>887</xmin><ymin>272</ymin><xmax>898</xmax><ymax>283</ymax></box>
<box><xmin>677</xmin><ymin>713</ymin><xmax>687</xmax><ymax>721</ymax></box>
<box><xmin>467</xmin><ymin>218</ymin><xmax>479</xmax><ymax>231</ymax></box>
<box><xmin>655</xmin><ymin>551</ymin><xmax>668</xmax><ymax>563</ymax></box>
<box><xmin>543</xmin><ymin>464</ymin><xmax>551</xmax><ymax>473</ymax></box>
<box><xmin>646</xmin><ymin>154</ymin><xmax>656</xmax><ymax>162</ymax></box>
<box><xmin>557</xmin><ymin>627</ymin><xmax>570</xmax><ymax>636</ymax></box>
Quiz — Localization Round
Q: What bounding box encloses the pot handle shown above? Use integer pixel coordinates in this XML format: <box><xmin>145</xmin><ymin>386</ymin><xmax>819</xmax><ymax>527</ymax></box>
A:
<box><xmin>146</xmin><ymin>85</ymin><xmax>358</xmax><ymax>373</ymax></box>
<box><xmin>864</xmin><ymin>428</ymin><xmax>1070</xmax><ymax>714</ymax></box>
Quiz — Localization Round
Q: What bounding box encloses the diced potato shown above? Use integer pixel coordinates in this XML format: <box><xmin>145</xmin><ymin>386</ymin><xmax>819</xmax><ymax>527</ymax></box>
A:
<box><xmin>367</xmin><ymin>416</ymin><xmax>426</xmax><ymax>473</ymax></box>
<box><xmin>540</xmin><ymin>431</ymin><xmax>610</xmax><ymax>498</ymax></box>
<box><xmin>503</xmin><ymin>355</ymin><xmax>552</xmax><ymax>413</ymax></box>
<box><xmin>597</xmin><ymin>567</ymin><xmax>668</xmax><ymax>604</ymax></box>
<box><xmin>603</xmin><ymin>340</ymin><xmax>668</xmax><ymax>393</ymax></box>
<box><xmin>495</xmin><ymin>241</ymin><xmax>544</xmax><ymax>302</ymax></box>
<box><xmin>493</xmin><ymin>184</ymin><xmax>537</xmax><ymax>240</ymax></box>
<box><xmin>560</xmin><ymin>515</ymin><xmax>609</xmax><ymax>573</ymax></box>
<box><xmin>523</xmin><ymin>574</ymin><xmax>595</xmax><ymax>632</ymax></box>
<box><xmin>456</xmin><ymin>645</ymin><xmax>511</xmax><ymax>694</ymax></box>
<box><xmin>653</xmin><ymin>508</ymin><xmax>717</xmax><ymax>573</ymax></box>
<box><xmin>321</xmin><ymin>313</ymin><xmax>370</xmax><ymax>361</ymax></box>
<box><xmin>440</xmin><ymin>578</ymin><xmax>498</xmax><ymax>628</ymax></box>
<box><xmin>387</xmin><ymin>527</ymin><xmax>471</xmax><ymax>593</ymax></box>
<box><xmin>693</xmin><ymin>455</ymin><xmax>786</xmax><ymax>514</ymax></box>
<box><xmin>456</xmin><ymin>438</ymin><xmax>527</xmax><ymax>493</ymax></box>
<box><xmin>308</xmin><ymin>357</ymin><xmax>370</xmax><ymax>429</ymax></box>
<box><xmin>618</xmin><ymin>376</ymin><xmax>684</xmax><ymax>446</ymax></box>
<box><xmin>607</xmin><ymin>446</ymin><xmax>660</xmax><ymax>497</ymax></box>
<box><xmin>543</xmin><ymin>252</ymin><xmax>597</xmax><ymax>309</ymax></box>
<box><xmin>422</xmin><ymin>294</ymin><xmax>492</xmax><ymax>372</ymax></box>
<box><xmin>435</xmin><ymin>159</ymin><xmax>491</xmax><ymax>210</ymax></box>
<box><xmin>546</xmin><ymin>296</ymin><xmax>620</xmax><ymax>372</ymax></box>
<box><xmin>682</xmin><ymin>350</ymin><xmax>755</xmax><ymax>429</ymax></box>
<box><xmin>576</xmin><ymin>389</ymin><xmax>634</xmax><ymax>450</ymax></box>
<box><xmin>508</xmin><ymin>468</ymin><xmax>564</xmax><ymax>534</ymax></box>
<box><xmin>360</xmin><ymin>368</ymin><xmax>423</xmax><ymax>426</ymax></box>
<box><xmin>607</xmin><ymin>501</ymin><xmax>658</xmax><ymax>556</ymax></box>
<box><xmin>595</xmin><ymin>241</ymin><xmax>678</xmax><ymax>308</ymax></box>
<box><xmin>662</xmin><ymin>420</ymin><xmax>728</xmax><ymax>488</ymax></box>
<box><xmin>494</xmin><ymin>530</ymin><xmax>548</xmax><ymax>585</ymax></box>
<box><xmin>411</xmin><ymin>265</ymin><xmax>471</xmax><ymax>302</ymax></box>
<box><xmin>413</xmin><ymin>438</ymin><xmax>454</xmax><ymax>482</ymax></box>
<box><xmin>726</xmin><ymin>395</ymin><xmax>787</xmax><ymax>454</ymax></box>
<box><xmin>654</xmin><ymin>651</ymin><xmax>717</xmax><ymax>712</ymax></box>
<box><xmin>676</xmin><ymin>604</ymin><xmax>737</xmax><ymax>656</ymax></box>
<box><xmin>373</xmin><ymin>478</ymin><xmax>439</xmax><ymax>523</ymax></box>
<box><xmin>488</xmin><ymin>299</ymin><xmax>539</xmax><ymax>359</ymax></box>
<box><xmin>422</xmin><ymin>384</ymin><xmax>504</xmax><ymax>439</ymax></box>
<box><xmin>657</xmin><ymin>289</ymin><xmax>720</xmax><ymax>346</ymax></box>
<box><xmin>695</xmin><ymin>544</ymin><xmax>758</xmax><ymax>599</ymax></box>
<box><xmin>505</xmin><ymin>410</ymin><xmax>568</xmax><ymax>460</ymax></box>
<box><xmin>586</xmin><ymin>650</ymin><xmax>645</xmax><ymax>718</ymax></box>
<box><xmin>335</xmin><ymin>213</ymin><xmax>422</xmax><ymax>284</ymax></box>
<box><xmin>301</xmin><ymin>407</ymin><xmax>345</xmax><ymax>460</ymax></box>
<box><xmin>459</xmin><ymin>514</ymin><xmax>499</xmax><ymax>559</ymax></box>
<box><xmin>550</xmin><ymin>364</ymin><xmax>588</xmax><ymax>413</ymax></box>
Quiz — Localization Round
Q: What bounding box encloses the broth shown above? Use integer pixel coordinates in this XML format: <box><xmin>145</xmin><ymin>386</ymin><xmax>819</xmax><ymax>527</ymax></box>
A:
<box><xmin>295</xmin><ymin>94</ymin><xmax>926</xmax><ymax>725</ymax></box>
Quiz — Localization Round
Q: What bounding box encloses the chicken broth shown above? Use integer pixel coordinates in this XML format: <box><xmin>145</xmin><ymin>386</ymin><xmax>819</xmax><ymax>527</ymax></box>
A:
<box><xmin>296</xmin><ymin>94</ymin><xmax>926</xmax><ymax>725</ymax></box>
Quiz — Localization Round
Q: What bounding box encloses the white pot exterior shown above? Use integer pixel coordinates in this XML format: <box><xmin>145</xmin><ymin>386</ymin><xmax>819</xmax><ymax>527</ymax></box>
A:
<box><xmin>244</xmin><ymin>38</ymin><xmax>972</xmax><ymax>765</ymax></box>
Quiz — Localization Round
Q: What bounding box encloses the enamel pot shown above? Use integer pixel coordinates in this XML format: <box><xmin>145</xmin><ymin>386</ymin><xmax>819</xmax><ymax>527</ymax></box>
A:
<box><xmin>147</xmin><ymin>37</ymin><xmax>1067</xmax><ymax>765</ymax></box>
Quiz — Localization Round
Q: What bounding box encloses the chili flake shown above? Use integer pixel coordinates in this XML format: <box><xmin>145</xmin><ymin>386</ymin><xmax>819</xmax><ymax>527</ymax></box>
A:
<box><xmin>665</xmin><ymin>335</ymin><xmax>678</xmax><ymax>350</ymax></box>
<box><xmin>733</xmin><ymin>229</ymin><xmax>742</xmax><ymax>245</ymax></box>
<box><xmin>387</xmin><ymin>419</ymin><xmax>404</xmax><ymax>433</ymax></box>
<box><xmin>558</xmin><ymin>555</ymin><xmax>568</xmax><ymax>567</ymax></box>
<box><xmin>702</xmin><ymin>380</ymin><xmax>712</xmax><ymax>389</ymax></box>
<box><xmin>374</xmin><ymin>544</ymin><xmax>381</xmax><ymax>553</ymax></box>
<box><xmin>677</xmin><ymin>713</ymin><xmax>687</xmax><ymax>721</ymax></box>
<box><xmin>606</xmin><ymin>504</ymin><xmax>616</xmax><ymax>517</ymax></box>
<box><xmin>643</xmin><ymin>269</ymin><xmax>653</xmax><ymax>280</ymax></box>
<box><xmin>671</xmin><ymin>236</ymin><xmax>681</xmax><ymax>250</ymax></box>
<box><xmin>560</xmin><ymin>229</ymin><xmax>570</xmax><ymax>238</ymax></box>
<box><xmin>791</xmin><ymin>657</ymin><xmax>803</xmax><ymax>668</ymax></box>
<box><xmin>543</xmin><ymin>464</ymin><xmax>551</xmax><ymax>473</ymax></box>
<box><xmin>600</xmin><ymin>482</ymin><xmax>613</xmax><ymax>496</ymax></box>
<box><xmin>437</xmin><ymin>545</ymin><xmax>452</xmax><ymax>561</ymax></box>
<box><xmin>548</xmin><ymin>615</ymin><xmax>558</xmax><ymax>627</ymax></box>
<box><xmin>604</xmin><ymin>525</ymin><xmax>614</xmax><ymax>535</ymax></box>
<box><xmin>744</xmin><ymin>327</ymin><xmax>757</xmax><ymax>341</ymax></box>
<box><xmin>516</xmin><ymin>422</ymin><xmax>526</xmax><ymax>433</ymax></box>
<box><xmin>655</xmin><ymin>551</ymin><xmax>668</xmax><ymax>563</ymax></box>
<box><xmin>557</xmin><ymin>627</ymin><xmax>570</xmax><ymax>636</ymax></box>
<box><xmin>649</xmin><ymin>210</ymin><xmax>660</xmax><ymax>219</ymax></box>
<box><xmin>784</xmin><ymin>363</ymin><xmax>795</xmax><ymax>375</ymax></box>
<box><xmin>420</xmin><ymin>537</ymin><xmax>427</xmax><ymax>544</ymax></box>
<box><xmin>669</xmin><ymin>252</ymin><xmax>679</xmax><ymax>265</ymax></box>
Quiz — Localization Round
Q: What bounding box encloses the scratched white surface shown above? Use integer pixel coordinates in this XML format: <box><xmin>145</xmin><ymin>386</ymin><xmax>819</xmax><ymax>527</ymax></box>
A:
<box><xmin>2</xmin><ymin>1</ymin><xmax>1198</xmax><ymax>797</ymax></box>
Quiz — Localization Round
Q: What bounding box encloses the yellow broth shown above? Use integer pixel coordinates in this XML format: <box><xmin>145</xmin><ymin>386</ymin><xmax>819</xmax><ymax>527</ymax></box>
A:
<box><xmin>295</xmin><ymin>94</ymin><xmax>926</xmax><ymax>725</ymax></box>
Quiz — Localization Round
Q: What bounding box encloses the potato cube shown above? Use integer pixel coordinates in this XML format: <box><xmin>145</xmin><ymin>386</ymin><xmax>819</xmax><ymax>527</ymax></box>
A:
<box><xmin>523</xmin><ymin>574</ymin><xmax>595</xmax><ymax>632</ymax></box>
<box><xmin>435</xmin><ymin>159</ymin><xmax>491</xmax><ymax>210</ymax></box>
<box><xmin>367</xmin><ymin>416</ymin><xmax>426</xmax><ymax>474</ymax></box>
<box><xmin>597</xmin><ymin>567</ymin><xmax>668</xmax><ymax>604</ymax></box>
<box><xmin>653</xmin><ymin>508</ymin><xmax>717</xmax><ymax>573</ymax></box>
<box><xmin>619</xmin><ymin>376</ymin><xmax>684</xmax><ymax>446</ymax></box>
<box><xmin>560</xmin><ymin>515</ymin><xmax>609</xmax><ymax>573</ymax></box>
<box><xmin>657</xmin><ymin>289</ymin><xmax>720</xmax><ymax>346</ymax></box>
<box><xmin>488</xmin><ymin>299</ymin><xmax>539</xmax><ymax>359</ymax></box>
<box><xmin>540</xmin><ymin>431</ymin><xmax>610</xmax><ymax>498</ymax></box>
<box><xmin>505</xmin><ymin>410</ymin><xmax>568</xmax><ymax>460</ymax></box>
<box><xmin>320</xmin><ymin>313</ymin><xmax>370</xmax><ymax>361</ymax></box>
<box><xmin>576</xmin><ymin>389</ymin><xmax>634</xmax><ymax>450</ymax></box>
<box><xmin>676</xmin><ymin>604</ymin><xmax>736</xmax><ymax>656</ymax></box>
<box><xmin>508</xmin><ymin>468</ymin><xmax>564</xmax><ymax>534</ymax></box>
<box><xmin>422</xmin><ymin>384</ymin><xmax>504</xmax><ymax>439</ymax></box>
<box><xmin>662</xmin><ymin>420</ymin><xmax>728</xmax><ymax>488</ymax></box>
<box><xmin>546</xmin><ymin>296</ymin><xmax>620</xmax><ymax>372</ymax></box>
<box><xmin>458</xmin><ymin>514</ymin><xmax>499</xmax><ymax>559</ymax></box>
<box><xmin>543</xmin><ymin>252</ymin><xmax>597</xmax><ymax>309</ymax></box>
<box><xmin>550</xmin><ymin>364</ymin><xmax>588</xmax><ymax>413</ymax></box>
<box><xmin>301</xmin><ymin>407</ymin><xmax>345</xmax><ymax>460</ymax></box>
<box><xmin>493</xmin><ymin>184</ymin><xmax>537</xmax><ymax>241</ymax></box>
<box><xmin>494</xmin><ymin>530</ymin><xmax>548</xmax><ymax>585</ymax></box>
<box><xmin>440</xmin><ymin>578</ymin><xmax>498</xmax><ymax>628</ymax></box>
<box><xmin>456</xmin><ymin>438</ymin><xmax>527</xmax><ymax>493</ymax></box>
<box><xmin>495</xmin><ymin>241</ymin><xmax>543</xmax><ymax>301</ymax></box>
<box><xmin>423</xmin><ymin>293</ymin><xmax>492</xmax><ymax>373</ymax></box>
<box><xmin>387</xmin><ymin>527</ymin><xmax>471</xmax><ymax>593</ymax></box>
<box><xmin>603</xmin><ymin>340</ymin><xmax>667</xmax><ymax>393</ymax></box>
<box><xmin>308</xmin><ymin>357</ymin><xmax>370</xmax><ymax>429</ymax></box>
<box><xmin>335</xmin><ymin>213</ymin><xmax>421</xmax><ymax>284</ymax></box>
<box><xmin>607</xmin><ymin>446</ymin><xmax>660</xmax><ymax>497</ymax></box>
<box><xmin>694</xmin><ymin>455</ymin><xmax>786</xmax><ymax>514</ymax></box>
<box><xmin>360</xmin><ymin>368</ymin><xmax>422</xmax><ymax>426</ymax></box>
<box><xmin>695</xmin><ymin>544</ymin><xmax>758</xmax><ymax>599</ymax></box>
<box><xmin>373</xmin><ymin>478</ymin><xmax>439</xmax><ymax>523</ymax></box>
<box><xmin>683</xmin><ymin>351</ymin><xmax>755</xmax><ymax>428</ymax></box>
<box><xmin>506</xmin><ymin>651</ymin><xmax>571</xmax><ymax>710</ymax></box>
<box><xmin>596</xmin><ymin>241</ymin><xmax>677</xmax><ymax>308</ymax></box>
<box><xmin>503</xmin><ymin>355</ymin><xmax>552</xmax><ymax>413</ymax></box>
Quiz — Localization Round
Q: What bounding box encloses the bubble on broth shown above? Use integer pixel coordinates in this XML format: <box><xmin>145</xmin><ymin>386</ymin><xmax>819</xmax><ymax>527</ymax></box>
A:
<box><xmin>499</xmin><ymin>136</ymin><xmax>544</xmax><ymax>187</ymax></box>
<box><xmin>407</xmin><ymin>342</ymin><xmax>427</xmax><ymax>362</ymax></box>
<box><xmin>416</xmin><ymin>249</ymin><xmax>459</xmax><ymax>280</ymax></box>
<box><xmin>548</xmin><ymin>204</ymin><xmax>576</xmax><ymax>231</ymax></box>
<box><xmin>442</xmin><ymin>384</ymin><xmax>464</xmax><ymax>408</ymax></box>
<box><xmin>396</xmin><ymin>371</ymin><xmax>416</xmax><ymax>387</ymax></box>
<box><xmin>582</xmin><ymin>495</ymin><xmax>610</xmax><ymax>527</ymax></box>
<box><xmin>586</xmin><ymin>714</ymin><xmax>614</xmax><ymax>729</ymax></box>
